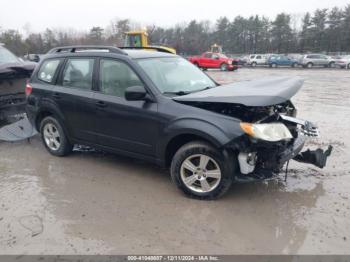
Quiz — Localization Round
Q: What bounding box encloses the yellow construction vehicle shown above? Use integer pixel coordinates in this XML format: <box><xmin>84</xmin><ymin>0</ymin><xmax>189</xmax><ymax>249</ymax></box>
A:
<box><xmin>210</xmin><ymin>44</ymin><xmax>223</xmax><ymax>54</ymax></box>
<box><xmin>124</xmin><ymin>30</ymin><xmax>176</xmax><ymax>54</ymax></box>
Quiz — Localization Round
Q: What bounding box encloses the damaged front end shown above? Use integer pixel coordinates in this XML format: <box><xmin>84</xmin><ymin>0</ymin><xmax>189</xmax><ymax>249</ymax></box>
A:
<box><xmin>0</xmin><ymin>60</ymin><xmax>37</xmax><ymax>141</ymax></box>
<box><xmin>225</xmin><ymin>102</ymin><xmax>332</xmax><ymax>182</ymax></box>
<box><xmin>179</xmin><ymin>99</ymin><xmax>332</xmax><ymax>182</ymax></box>
<box><xmin>173</xmin><ymin>76</ymin><xmax>332</xmax><ymax>181</ymax></box>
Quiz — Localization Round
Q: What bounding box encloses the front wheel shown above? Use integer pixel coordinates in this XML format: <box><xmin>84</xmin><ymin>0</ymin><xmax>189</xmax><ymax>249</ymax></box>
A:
<box><xmin>292</xmin><ymin>63</ymin><xmax>298</xmax><ymax>68</ymax></box>
<box><xmin>220</xmin><ymin>63</ymin><xmax>228</xmax><ymax>71</ymax></box>
<box><xmin>170</xmin><ymin>141</ymin><xmax>234</xmax><ymax>200</ymax></box>
<box><xmin>306</xmin><ymin>62</ymin><xmax>313</xmax><ymax>68</ymax></box>
<box><xmin>40</xmin><ymin>116</ymin><xmax>72</xmax><ymax>156</ymax></box>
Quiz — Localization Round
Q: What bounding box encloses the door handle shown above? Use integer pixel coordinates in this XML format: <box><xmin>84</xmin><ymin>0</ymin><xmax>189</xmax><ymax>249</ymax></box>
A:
<box><xmin>53</xmin><ymin>93</ymin><xmax>61</xmax><ymax>100</ymax></box>
<box><xmin>96</xmin><ymin>101</ymin><xmax>107</xmax><ymax>108</ymax></box>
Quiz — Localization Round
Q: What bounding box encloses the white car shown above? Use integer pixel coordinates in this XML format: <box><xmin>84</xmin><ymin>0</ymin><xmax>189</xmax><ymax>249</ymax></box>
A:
<box><xmin>247</xmin><ymin>54</ymin><xmax>268</xmax><ymax>67</ymax></box>
<box><xmin>334</xmin><ymin>55</ymin><xmax>350</xmax><ymax>69</ymax></box>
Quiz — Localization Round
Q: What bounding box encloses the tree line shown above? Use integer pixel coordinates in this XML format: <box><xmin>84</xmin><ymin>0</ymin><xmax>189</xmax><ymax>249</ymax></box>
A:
<box><xmin>1</xmin><ymin>4</ymin><xmax>350</xmax><ymax>56</ymax></box>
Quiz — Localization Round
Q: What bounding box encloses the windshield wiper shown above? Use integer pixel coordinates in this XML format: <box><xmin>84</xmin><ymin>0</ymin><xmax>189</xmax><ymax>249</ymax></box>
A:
<box><xmin>163</xmin><ymin>86</ymin><xmax>216</xmax><ymax>96</ymax></box>
<box><xmin>195</xmin><ymin>86</ymin><xmax>216</xmax><ymax>92</ymax></box>
<box><xmin>163</xmin><ymin>91</ymin><xmax>191</xmax><ymax>96</ymax></box>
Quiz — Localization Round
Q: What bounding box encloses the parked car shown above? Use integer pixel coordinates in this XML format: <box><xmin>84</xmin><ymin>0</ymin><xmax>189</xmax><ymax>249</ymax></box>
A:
<box><xmin>188</xmin><ymin>52</ymin><xmax>239</xmax><ymax>71</ymax></box>
<box><xmin>334</xmin><ymin>55</ymin><xmax>350</xmax><ymax>69</ymax></box>
<box><xmin>298</xmin><ymin>54</ymin><xmax>335</xmax><ymax>68</ymax></box>
<box><xmin>0</xmin><ymin>45</ymin><xmax>36</xmax><ymax>125</ymax></box>
<box><xmin>247</xmin><ymin>54</ymin><xmax>268</xmax><ymax>67</ymax></box>
<box><xmin>268</xmin><ymin>55</ymin><xmax>298</xmax><ymax>68</ymax></box>
<box><xmin>26</xmin><ymin>45</ymin><xmax>332</xmax><ymax>199</ymax></box>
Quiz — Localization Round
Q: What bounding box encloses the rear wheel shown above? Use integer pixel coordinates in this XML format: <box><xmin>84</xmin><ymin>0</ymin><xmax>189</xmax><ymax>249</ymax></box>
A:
<box><xmin>40</xmin><ymin>116</ymin><xmax>72</xmax><ymax>156</ymax></box>
<box><xmin>329</xmin><ymin>62</ymin><xmax>335</xmax><ymax>68</ymax></box>
<box><xmin>170</xmin><ymin>141</ymin><xmax>235</xmax><ymax>200</ymax></box>
<box><xmin>292</xmin><ymin>62</ymin><xmax>298</xmax><ymax>68</ymax></box>
<box><xmin>347</xmin><ymin>63</ymin><xmax>350</xmax><ymax>69</ymax></box>
<box><xmin>271</xmin><ymin>63</ymin><xmax>277</xmax><ymax>68</ymax></box>
<box><xmin>251</xmin><ymin>62</ymin><xmax>257</xmax><ymax>68</ymax></box>
<box><xmin>220</xmin><ymin>63</ymin><xmax>228</xmax><ymax>71</ymax></box>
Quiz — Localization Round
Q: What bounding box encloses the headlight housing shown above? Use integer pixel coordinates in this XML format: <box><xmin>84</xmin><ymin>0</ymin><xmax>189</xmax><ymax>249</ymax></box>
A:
<box><xmin>240</xmin><ymin>122</ymin><xmax>293</xmax><ymax>142</ymax></box>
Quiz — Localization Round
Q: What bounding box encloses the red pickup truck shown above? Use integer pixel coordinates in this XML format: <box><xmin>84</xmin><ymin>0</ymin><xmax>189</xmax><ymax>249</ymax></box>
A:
<box><xmin>188</xmin><ymin>52</ymin><xmax>239</xmax><ymax>71</ymax></box>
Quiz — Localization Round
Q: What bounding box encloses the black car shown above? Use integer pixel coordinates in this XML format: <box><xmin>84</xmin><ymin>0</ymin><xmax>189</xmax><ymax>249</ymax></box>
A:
<box><xmin>26</xmin><ymin>46</ymin><xmax>332</xmax><ymax>199</ymax></box>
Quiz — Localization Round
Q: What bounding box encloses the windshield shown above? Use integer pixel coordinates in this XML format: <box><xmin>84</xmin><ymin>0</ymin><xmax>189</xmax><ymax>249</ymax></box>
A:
<box><xmin>137</xmin><ymin>57</ymin><xmax>216</xmax><ymax>94</ymax></box>
<box><xmin>0</xmin><ymin>47</ymin><xmax>20</xmax><ymax>64</ymax></box>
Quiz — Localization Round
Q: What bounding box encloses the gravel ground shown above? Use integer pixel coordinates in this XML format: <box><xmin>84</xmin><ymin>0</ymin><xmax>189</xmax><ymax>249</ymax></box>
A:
<box><xmin>0</xmin><ymin>68</ymin><xmax>349</xmax><ymax>255</ymax></box>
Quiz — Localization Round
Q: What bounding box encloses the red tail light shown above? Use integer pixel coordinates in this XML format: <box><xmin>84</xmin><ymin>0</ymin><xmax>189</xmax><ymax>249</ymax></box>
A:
<box><xmin>25</xmin><ymin>82</ymin><xmax>33</xmax><ymax>97</ymax></box>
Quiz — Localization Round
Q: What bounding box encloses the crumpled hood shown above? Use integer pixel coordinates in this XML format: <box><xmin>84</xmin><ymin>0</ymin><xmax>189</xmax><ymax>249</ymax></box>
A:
<box><xmin>173</xmin><ymin>76</ymin><xmax>304</xmax><ymax>106</ymax></box>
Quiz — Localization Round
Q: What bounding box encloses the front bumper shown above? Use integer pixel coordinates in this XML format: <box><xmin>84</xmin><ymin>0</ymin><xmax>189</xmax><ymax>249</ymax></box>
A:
<box><xmin>234</xmin><ymin>116</ymin><xmax>332</xmax><ymax>182</ymax></box>
<box><xmin>227</xmin><ymin>64</ymin><xmax>239</xmax><ymax>70</ymax></box>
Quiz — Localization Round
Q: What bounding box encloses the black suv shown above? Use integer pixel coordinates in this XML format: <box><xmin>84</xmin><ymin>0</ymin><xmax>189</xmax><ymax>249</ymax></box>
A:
<box><xmin>26</xmin><ymin>46</ymin><xmax>331</xmax><ymax>199</ymax></box>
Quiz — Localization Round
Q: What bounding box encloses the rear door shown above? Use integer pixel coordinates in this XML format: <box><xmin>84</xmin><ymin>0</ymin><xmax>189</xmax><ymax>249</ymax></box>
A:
<box><xmin>92</xmin><ymin>58</ymin><xmax>159</xmax><ymax>156</ymax></box>
<box><xmin>54</xmin><ymin>57</ymin><xmax>97</xmax><ymax>142</ymax></box>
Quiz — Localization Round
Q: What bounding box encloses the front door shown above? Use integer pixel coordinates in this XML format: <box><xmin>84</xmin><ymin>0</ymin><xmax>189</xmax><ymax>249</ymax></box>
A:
<box><xmin>92</xmin><ymin>58</ymin><xmax>159</xmax><ymax>157</ymax></box>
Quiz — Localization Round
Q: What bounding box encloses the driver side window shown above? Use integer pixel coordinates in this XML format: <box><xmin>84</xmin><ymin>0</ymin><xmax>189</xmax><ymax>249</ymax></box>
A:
<box><xmin>99</xmin><ymin>59</ymin><xmax>143</xmax><ymax>97</ymax></box>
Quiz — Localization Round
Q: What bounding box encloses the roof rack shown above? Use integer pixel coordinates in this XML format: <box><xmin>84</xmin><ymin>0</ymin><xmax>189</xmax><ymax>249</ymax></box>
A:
<box><xmin>47</xmin><ymin>45</ymin><xmax>127</xmax><ymax>55</ymax></box>
<box><xmin>119</xmin><ymin>46</ymin><xmax>174</xmax><ymax>54</ymax></box>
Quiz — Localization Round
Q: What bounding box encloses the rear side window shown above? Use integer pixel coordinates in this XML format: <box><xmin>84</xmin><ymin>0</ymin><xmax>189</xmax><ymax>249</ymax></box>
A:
<box><xmin>256</xmin><ymin>55</ymin><xmax>262</xmax><ymax>59</ymax></box>
<box><xmin>38</xmin><ymin>59</ymin><xmax>61</xmax><ymax>83</ymax></box>
<box><xmin>62</xmin><ymin>58</ymin><xmax>94</xmax><ymax>90</ymax></box>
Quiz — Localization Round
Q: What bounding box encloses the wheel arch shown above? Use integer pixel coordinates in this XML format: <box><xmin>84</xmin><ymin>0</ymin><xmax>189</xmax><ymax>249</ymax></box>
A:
<box><xmin>34</xmin><ymin>103</ymin><xmax>70</xmax><ymax>139</ymax></box>
<box><xmin>159</xmin><ymin>119</ymin><xmax>236</xmax><ymax>167</ymax></box>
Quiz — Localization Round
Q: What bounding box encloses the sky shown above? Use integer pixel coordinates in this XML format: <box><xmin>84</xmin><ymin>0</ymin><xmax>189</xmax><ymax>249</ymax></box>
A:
<box><xmin>0</xmin><ymin>0</ymin><xmax>349</xmax><ymax>33</ymax></box>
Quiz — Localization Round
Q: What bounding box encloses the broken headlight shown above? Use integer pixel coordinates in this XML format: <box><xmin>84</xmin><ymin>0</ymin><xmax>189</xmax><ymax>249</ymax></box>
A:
<box><xmin>240</xmin><ymin>122</ymin><xmax>293</xmax><ymax>142</ymax></box>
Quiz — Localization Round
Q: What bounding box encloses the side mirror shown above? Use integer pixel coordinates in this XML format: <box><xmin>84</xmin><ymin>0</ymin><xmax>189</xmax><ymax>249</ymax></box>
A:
<box><xmin>125</xmin><ymin>85</ymin><xmax>148</xmax><ymax>101</ymax></box>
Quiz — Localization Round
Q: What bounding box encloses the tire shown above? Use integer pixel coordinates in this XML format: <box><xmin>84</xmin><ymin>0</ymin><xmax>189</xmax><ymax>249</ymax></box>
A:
<box><xmin>292</xmin><ymin>63</ymin><xmax>298</xmax><ymax>68</ymax></box>
<box><xmin>271</xmin><ymin>63</ymin><xmax>277</xmax><ymax>68</ymax></box>
<box><xmin>306</xmin><ymin>62</ymin><xmax>313</xmax><ymax>68</ymax></box>
<box><xmin>329</xmin><ymin>62</ymin><xmax>335</xmax><ymax>68</ymax></box>
<box><xmin>194</xmin><ymin>62</ymin><xmax>199</xmax><ymax>68</ymax></box>
<box><xmin>347</xmin><ymin>64</ymin><xmax>350</xmax><ymax>69</ymax></box>
<box><xmin>170</xmin><ymin>141</ymin><xmax>235</xmax><ymax>200</ymax></box>
<box><xmin>40</xmin><ymin>116</ymin><xmax>72</xmax><ymax>156</ymax></box>
<box><xmin>220</xmin><ymin>63</ymin><xmax>228</xmax><ymax>71</ymax></box>
<box><xmin>251</xmin><ymin>62</ymin><xmax>257</xmax><ymax>68</ymax></box>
